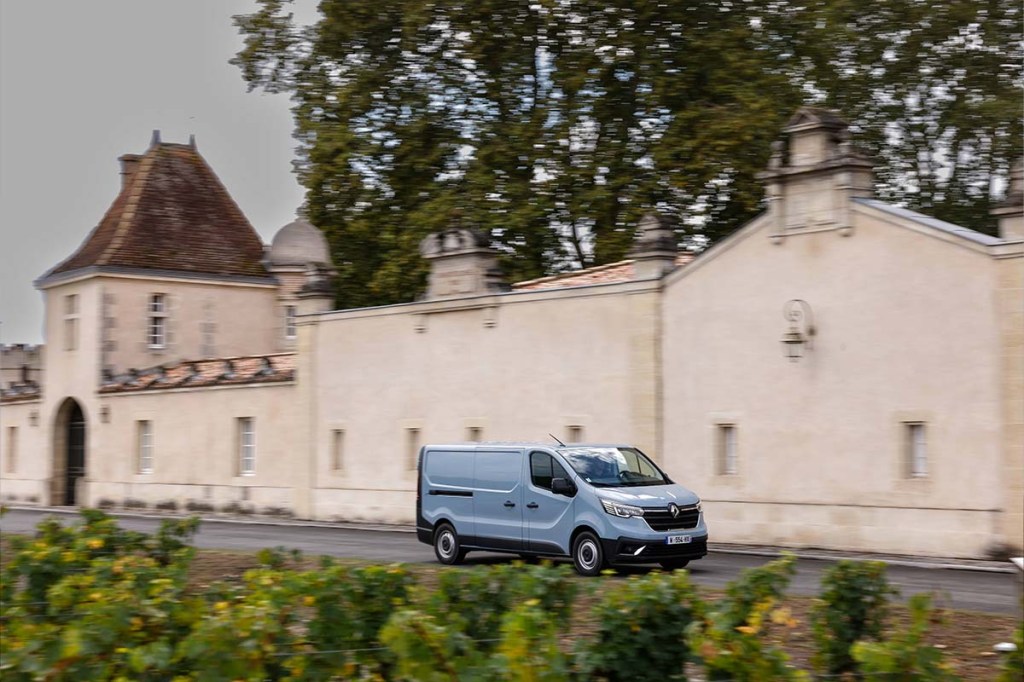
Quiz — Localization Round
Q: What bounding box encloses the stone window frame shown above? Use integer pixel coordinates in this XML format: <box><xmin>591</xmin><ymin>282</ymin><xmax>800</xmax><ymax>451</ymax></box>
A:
<box><xmin>147</xmin><ymin>293</ymin><xmax>168</xmax><ymax>349</ymax></box>
<box><xmin>5</xmin><ymin>425</ymin><xmax>16</xmax><ymax>474</ymax></box>
<box><xmin>238</xmin><ymin>417</ymin><xmax>256</xmax><ymax>476</ymax></box>
<box><xmin>63</xmin><ymin>294</ymin><xmax>79</xmax><ymax>351</ymax></box>
<box><xmin>904</xmin><ymin>421</ymin><xmax>928</xmax><ymax>478</ymax></box>
<box><xmin>284</xmin><ymin>304</ymin><xmax>298</xmax><ymax>340</ymax></box>
<box><xmin>716</xmin><ymin>423</ymin><xmax>738</xmax><ymax>476</ymax></box>
<box><xmin>137</xmin><ymin>420</ymin><xmax>153</xmax><ymax>474</ymax></box>
<box><xmin>331</xmin><ymin>428</ymin><xmax>345</xmax><ymax>472</ymax></box>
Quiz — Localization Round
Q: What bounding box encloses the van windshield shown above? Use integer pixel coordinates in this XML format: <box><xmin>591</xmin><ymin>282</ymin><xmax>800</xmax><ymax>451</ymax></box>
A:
<box><xmin>559</xmin><ymin>447</ymin><xmax>668</xmax><ymax>488</ymax></box>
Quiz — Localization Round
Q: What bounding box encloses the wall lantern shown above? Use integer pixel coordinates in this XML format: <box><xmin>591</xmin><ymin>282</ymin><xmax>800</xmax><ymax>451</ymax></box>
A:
<box><xmin>781</xmin><ymin>299</ymin><xmax>815</xmax><ymax>362</ymax></box>
<box><xmin>99</xmin><ymin>405</ymin><xmax>111</xmax><ymax>423</ymax></box>
<box><xmin>29</xmin><ymin>410</ymin><xmax>39</xmax><ymax>427</ymax></box>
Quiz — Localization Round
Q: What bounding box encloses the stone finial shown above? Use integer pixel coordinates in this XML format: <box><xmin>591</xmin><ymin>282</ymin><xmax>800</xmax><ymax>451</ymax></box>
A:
<box><xmin>630</xmin><ymin>213</ymin><xmax>679</xmax><ymax>279</ymax></box>
<box><xmin>299</xmin><ymin>263</ymin><xmax>334</xmax><ymax>296</ymax></box>
<box><xmin>992</xmin><ymin>158</ymin><xmax>1024</xmax><ymax>241</ymax></box>
<box><xmin>1003</xmin><ymin>158</ymin><xmax>1023</xmax><ymax>208</ymax></box>
<box><xmin>296</xmin><ymin>263</ymin><xmax>336</xmax><ymax>315</ymax></box>
<box><xmin>419</xmin><ymin>228</ymin><xmax>491</xmax><ymax>259</ymax></box>
<box><xmin>420</xmin><ymin>227</ymin><xmax>507</xmax><ymax>299</ymax></box>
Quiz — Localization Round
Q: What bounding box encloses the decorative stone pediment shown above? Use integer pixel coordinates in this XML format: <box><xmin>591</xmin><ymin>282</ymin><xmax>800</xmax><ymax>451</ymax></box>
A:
<box><xmin>759</xmin><ymin>107</ymin><xmax>874</xmax><ymax>243</ymax></box>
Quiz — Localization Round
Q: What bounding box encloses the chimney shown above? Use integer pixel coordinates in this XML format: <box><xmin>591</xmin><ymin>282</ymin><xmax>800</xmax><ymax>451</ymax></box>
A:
<box><xmin>991</xmin><ymin>159</ymin><xmax>1024</xmax><ymax>241</ymax></box>
<box><xmin>630</xmin><ymin>213</ymin><xmax>679</xmax><ymax>279</ymax></box>
<box><xmin>119</xmin><ymin>154</ymin><xmax>142</xmax><ymax>189</ymax></box>
<box><xmin>420</xmin><ymin>228</ymin><xmax>508</xmax><ymax>300</ymax></box>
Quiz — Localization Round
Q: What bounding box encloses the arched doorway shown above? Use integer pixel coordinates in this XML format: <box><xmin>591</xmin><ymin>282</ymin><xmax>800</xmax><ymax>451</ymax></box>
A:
<box><xmin>52</xmin><ymin>398</ymin><xmax>86</xmax><ymax>506</ymax></box>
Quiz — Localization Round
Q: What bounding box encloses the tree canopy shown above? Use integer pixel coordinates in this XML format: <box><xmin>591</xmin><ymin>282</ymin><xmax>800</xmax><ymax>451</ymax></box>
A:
<box><xmin>234</xmin><ymin>0</ymin><xmax>1022</xmax><ymax>309</ymax></box>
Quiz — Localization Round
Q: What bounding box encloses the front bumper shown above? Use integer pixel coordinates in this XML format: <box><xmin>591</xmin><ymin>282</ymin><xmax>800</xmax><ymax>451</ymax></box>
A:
<box><xmin>601</xmin><ymin>534</ymin><xmax>708</xmax><ymax>564</ymax></box>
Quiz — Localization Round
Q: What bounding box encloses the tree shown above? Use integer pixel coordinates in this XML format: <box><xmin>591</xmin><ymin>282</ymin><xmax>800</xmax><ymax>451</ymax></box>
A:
<box><xmin>234</xmin><ymin>0</ymin><xmax>1022</xmax><ymax>310</ymax></box>
<box><xmin>776</xmin><ymin>0</ymin><xmax>1023</xmax><ymax>233</ymax></box>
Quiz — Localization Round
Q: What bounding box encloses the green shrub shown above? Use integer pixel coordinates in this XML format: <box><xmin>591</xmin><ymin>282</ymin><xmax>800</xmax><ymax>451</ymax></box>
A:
<box><xmin>688</xmin><ymin>554</ymin><xmax>808</xmax><ymax>681</ymax></box>
<box><xmin>178</xmin><ymin>566</ymin><xmax>307</xmax><ymax>681</ymax></box>
<box><xmin>494</xmin><ymin>599</ymin><xmax>569</xmax><ymax>681</ymax></box>
<box><xmin>422</xmin><ymin>561</ymin><xmax>577</xmax><ymax>654</ymax></box>
<box><xmin>381</xmin><ymin>608</ymin><xmax>488</xmax><ymax>681</ymax></box>
<box><xmin>851</xmin><ymin>592</ymin><xmax>961</xmax><ymax>681</ymax></box>
<box><xmin>997</xmin><ymin>620</ymin><xmax>1023</xmax><ymax>682</ymax></box>
<box><xmin>575</xmin><ymin>569</ymin><xmax>699</xmax><ymax>681</ymax></box>
<box><xmin>382</xmin><ymin>598</ymin><xmax>568</xmax><ymax>682</ymax></box>
<box><xmin>0</xmin><ymin>510</ymin><xmax>201</xmax><ymax>680</ymax></box>
<box><xmin>811</xmin><ymin>559</ymin><xmax>896</xmax><ymax>675</ymax></box>
<box><xmin>1</xmin><ymin>509</ymin><xmax>197</xmax><ymax>615</ymax></box>
<box><xmin>293</xmin><ymin>559</ymin><xmax>414</xmax><ymax>679</ymax></box>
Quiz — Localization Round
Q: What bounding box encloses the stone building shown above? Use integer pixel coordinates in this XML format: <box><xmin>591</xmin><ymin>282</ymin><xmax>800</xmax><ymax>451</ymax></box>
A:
<box><xmin>1</xmin><ymin>108</ymin><xmax>1021</xmax><ymax>559</ymax></box>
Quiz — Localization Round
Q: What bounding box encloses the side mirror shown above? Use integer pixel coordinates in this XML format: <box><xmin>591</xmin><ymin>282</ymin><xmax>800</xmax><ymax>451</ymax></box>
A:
<box><xmin>551</xmin><ymin>477</ymin><xmax>576</xmax><ymax>497</ymax></box>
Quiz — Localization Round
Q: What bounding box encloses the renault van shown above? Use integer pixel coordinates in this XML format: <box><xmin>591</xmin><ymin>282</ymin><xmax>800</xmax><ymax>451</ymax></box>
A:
<box><xmin>416</xmin><ymin>442</ymin><xmax>707</xmax><ymax>576</ymax></box>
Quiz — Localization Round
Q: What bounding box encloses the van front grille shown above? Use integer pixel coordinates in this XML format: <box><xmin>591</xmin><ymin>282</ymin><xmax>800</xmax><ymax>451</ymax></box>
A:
<box><xmin>642</xmin><ymin>505</ymin><xmax>700</xmax><ymax>531</ymax></box>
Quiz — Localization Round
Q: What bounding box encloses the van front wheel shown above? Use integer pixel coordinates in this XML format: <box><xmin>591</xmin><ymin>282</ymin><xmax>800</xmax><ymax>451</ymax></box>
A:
<box><xmin>433</xmin><ymin>523</ymin><xmax>466</xmax><ymax>565</ymax></box>
<box><xmin>572</xmin><ymin>531</ymin><xmax>605</xmax><ymax>576</ymax></box>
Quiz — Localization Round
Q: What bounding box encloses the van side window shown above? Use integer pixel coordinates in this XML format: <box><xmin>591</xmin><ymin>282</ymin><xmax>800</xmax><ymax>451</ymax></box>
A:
<box><xmin>530</xmin><ymin>451</ymin><xmax>569</xmax><ymax>491</ymax></box>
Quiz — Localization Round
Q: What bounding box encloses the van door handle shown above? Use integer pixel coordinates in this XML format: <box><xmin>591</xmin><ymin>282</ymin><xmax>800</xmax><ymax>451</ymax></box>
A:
<box><xmin>526</xmin><ymin>502</ymin><xmax>539</xmax><ymax>509</ymax></box>
<box><xmin>504</xmin><ymin>501</ymin><xmax>516</xmax><ymax>508</ymax></box>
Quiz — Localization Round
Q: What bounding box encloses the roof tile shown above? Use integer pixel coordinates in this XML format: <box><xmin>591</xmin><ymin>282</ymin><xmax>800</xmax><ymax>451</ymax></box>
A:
<box><xmin>46</xmin><ymin>142</ymin><xmax>269</xmax><ymax>280</ymax></box>
<box><xmin>99</xmin><ymin>354</ymin><xmax>295</xmax><ymax>394</ymax></box>
<box><xmin>512</xmin><ymin>253</ymin><xmax>693</xmax><ymax>291</ymax></box>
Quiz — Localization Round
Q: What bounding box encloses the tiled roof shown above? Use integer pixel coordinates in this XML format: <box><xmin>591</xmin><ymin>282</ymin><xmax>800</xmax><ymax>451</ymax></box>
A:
<box><xmin>0</xmin><ymin>383</ymin><xmax>41</xmax><ymax>404</ymax></box>
<box><xmin>44</xmin><ymin>140</ymin><xmax>270</xmax><ymax>281</ymax></box>
<box><xmin>99</xmin><ymin>354</ymin><xmax>295</xmax><ymax>394</ymax></box>
<box><xmin>512</xmin><ymin>253</ymin><xmax>694</xmax><ymax>291</ymax></box>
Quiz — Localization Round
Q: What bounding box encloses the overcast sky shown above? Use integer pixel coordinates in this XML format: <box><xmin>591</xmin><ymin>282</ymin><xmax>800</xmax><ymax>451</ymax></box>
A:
<box><xmin>0</xmin><ymin>1</ymin><xmax>319</xmax><ymax>344</ymax></box>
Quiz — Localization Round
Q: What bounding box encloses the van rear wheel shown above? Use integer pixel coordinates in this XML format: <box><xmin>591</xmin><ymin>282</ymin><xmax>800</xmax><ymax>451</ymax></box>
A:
<box><xmin>572</xmin><ymin>531</ymin><xmax>605</xmax><ymax>576</ymax></box>
<box><xmin>433</xmin><ymin>523</ymin><xmax>466</xmax><ymax>565</ymax></box>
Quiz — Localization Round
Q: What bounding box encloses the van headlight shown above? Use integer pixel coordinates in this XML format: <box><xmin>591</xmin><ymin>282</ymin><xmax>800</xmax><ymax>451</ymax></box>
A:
<box><xmin>696</xmin><ymin>500</ymin><xmax>702</xmax><ymax>513</ymax></box>
<box><xmin>601</xmin><ymin>498</ymin><xmax>645</xmax><ymax>518</ymax></box>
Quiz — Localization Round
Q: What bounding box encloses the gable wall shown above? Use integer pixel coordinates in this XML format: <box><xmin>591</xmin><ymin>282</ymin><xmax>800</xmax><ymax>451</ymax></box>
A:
<box><xmin>662</xmin><ymin>211</ymin><xmax>1007</xmax><ymax>557</ymax></box>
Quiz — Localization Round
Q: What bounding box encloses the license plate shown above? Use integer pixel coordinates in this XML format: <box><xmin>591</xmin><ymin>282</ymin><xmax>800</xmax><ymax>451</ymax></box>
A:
<box><xmin>666</xmin><ymin>535</ymin><xmax>692</xmax><ymax>545</ymax></box>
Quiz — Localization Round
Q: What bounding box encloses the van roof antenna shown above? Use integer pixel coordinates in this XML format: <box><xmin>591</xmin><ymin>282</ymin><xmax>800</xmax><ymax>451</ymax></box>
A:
<box><xmin>549</xmin><ymin>433</ymin><xmax>566</xmax><ymax>446</ymax></box>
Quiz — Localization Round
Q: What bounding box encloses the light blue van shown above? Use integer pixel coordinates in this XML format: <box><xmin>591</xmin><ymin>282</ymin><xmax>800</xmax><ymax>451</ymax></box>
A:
<box><xmin>416</xmin><ymin>442</ymin><xmax>707</xmax><ymax>576</ymax></box>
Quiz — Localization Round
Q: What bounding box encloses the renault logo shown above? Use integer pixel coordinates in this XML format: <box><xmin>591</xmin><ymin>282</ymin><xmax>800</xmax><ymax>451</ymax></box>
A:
<box><xmin>668</xmin><ymin>503</ymin><xmax>680</xmax><ymax>518</ymax></box>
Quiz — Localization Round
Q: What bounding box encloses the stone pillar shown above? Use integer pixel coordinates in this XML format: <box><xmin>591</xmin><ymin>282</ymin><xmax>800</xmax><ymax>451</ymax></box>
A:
<box><xmin>992</xmin><ymin>159</ymin><xmax>1023</xmax><ymax>242</ymax></box>
<box><xmin>990</xmin><ymin>160</ymin><xmax>1024</xmax><ymax>553</ymax></box>
<box><xmin>630</xmin><ymin>213</ymin><xmax>679</xmax><ymax>280</ymax></box>
<box><xmin>296</xmin><ymin>264</ymin><xmax>335</xmax><ymax>315</ymax></box>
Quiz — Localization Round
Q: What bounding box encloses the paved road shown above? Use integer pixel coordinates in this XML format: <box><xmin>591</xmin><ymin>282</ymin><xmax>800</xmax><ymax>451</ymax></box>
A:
<box><xmin>2</xmin><ymin>508</ymin><xmax>1020</xmax><ymax>616</ymax></box>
